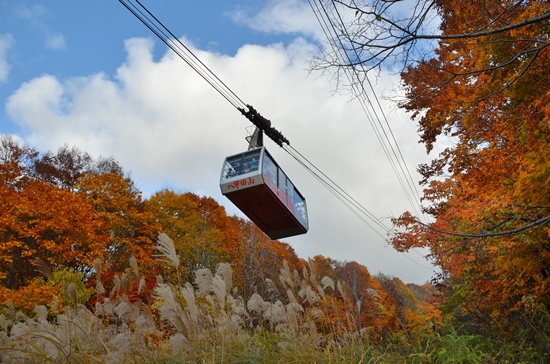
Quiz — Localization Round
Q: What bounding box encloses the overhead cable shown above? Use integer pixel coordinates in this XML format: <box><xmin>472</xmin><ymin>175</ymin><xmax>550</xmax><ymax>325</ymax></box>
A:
<box><xmin>119</xmin><ymin>0</ymin><xmax>432</xmax><ymax>268</ymax></box>
<box><xmin>119</xmin><ymin>0</ymin><xmax>292</xmax><ymax>147</ymax></box>
<box><xmin>119</xmin><ymin>0</ymin><xmax>246</xmax><ymax>111</ymax></box>
<box><xmin>284</xmin><ymin>144</ymin><xmax>431</xmax><ymax>269</ymax></box>
<box><xmin>284</xmin><ymin>144</ymin><xmax>390</xmax><ymax>238</ymax></box>
<box><xmin>308</xmin><ymin>0</ymin><xmax>426</xmax><ymax>220</ymax></box>
<box><xmin>308</xmin><ymin>0</ymin><xmax>432</xmax><ymax>264</ymax></box>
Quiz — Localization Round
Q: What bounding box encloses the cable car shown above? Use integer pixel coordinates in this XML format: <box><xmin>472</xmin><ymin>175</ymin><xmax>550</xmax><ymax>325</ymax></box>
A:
<box><xmin>119</xmin><ymin>0</ymin><xmax>308</xmax><ymax>239</ymax></box>
<box><xmin>220</xmin><ymin>146</ymin><xmax>308</xmax><ymax>239</ymax></box>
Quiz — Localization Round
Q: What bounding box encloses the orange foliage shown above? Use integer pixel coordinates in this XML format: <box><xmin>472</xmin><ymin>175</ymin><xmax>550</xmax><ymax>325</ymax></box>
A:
<box><xmin>0</xmin><ymin>281</ymin><xmax>58</xmax><ymax>313</ymax></box>
<box><xmin>226</xmin><ymin>216</ymin><xmax>305</xmax><ymax>301</ymax></box>
<box><xmin>393</xmin><ymin>0</ymin><xmax>550</xmax><ymax>335</ymax></box>
<box><xmin>145</xmin><ymin>190</ymin><xmax>237</xmax><ymax>282</ymax></box>
<box><xmin>0</xmin><ymin>138</ymin><xmax>161</xmax><ymax>308</ymax></box>
<box><xmin>403</xmin><ymin>301</ymin><xmax>443</xmax><ymax>336</ymax></box>
<box><xmin>0</xmin><ymin>177</ymin><xmax>110</xmax><ymax>289</ymax></box>
<box><xmin>0</xmin><ymin>137</ymin><xmax>443</xmax><ymax>339</ymax></box>
<box><xmin>77</xmin><ymin>172</ymin><xmax>161</xmax><ymax>280</ymax></box>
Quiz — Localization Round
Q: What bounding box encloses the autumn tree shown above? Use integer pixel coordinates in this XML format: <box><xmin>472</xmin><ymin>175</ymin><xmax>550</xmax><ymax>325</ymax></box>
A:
<box><xmin>0</xmin><ymin>136</ymin><xmax>37</xmax><ymax>189</ymax></box>
<box><xmin>311</xmin><ymin>0</ymin><xmax>550</xmax><ymax>99</ymax></box>
<box><xmin>231</xmin><ymin>217</ymin><xmax>274</xmax><ymax>301</ymax></box>
<box><xmin>0</xmin><ymin>136</ymin><xmax>161</xmax><ymax>293</ymax></box>
<box><xmin>145</xmin><ymin>189</ymin><xmax>305</xmax><ymax>301</ymax></box>
<box><xmin>76</xmin><ymin>172</ymin><xmax>161</xmax><ymax>280</ymax></box>
<box><xmin>378</xmin><ymin>0</ymin><xmax>550</xmax><ymax>342</ymax></box>
<box><xmin>32</xmin><ymin>145</ymin><xmax>93</xmax><ymax>189</ymax></box>
<box><xmin>0</xmin><ymin>137</ymin><xmax>110</xmax><ymax>289</ymax></box>
<box><xmin>333</xmin><ymin>261</ymin><xmax>381</xmax><ymax>329</ymax></box>
<box><xmin>230</xmin><ymin>217</ymin><xmax>304</xmax><ymax>302</ymax></box>
<box><xmin>308</xmin><ymin>256</ymin><xmax>399</xmax><ymax>335</ymax></box>
<box><xmin>145</xmin><ymin>190</ymin><xmax>239</xmax><ymax>282</ymax></box>
<box><xmin>312</xmin><ymin>0</ymin><xmax>550</xmax><ymax>341</ymax></box>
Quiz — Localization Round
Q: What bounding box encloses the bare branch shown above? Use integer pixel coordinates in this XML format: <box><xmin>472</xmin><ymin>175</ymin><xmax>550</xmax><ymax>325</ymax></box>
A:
<box><xmin>396</xmin><ymin>214</ymin><xmax>550</xmax><ymax>239</ymax></box>
<box><xmin>312</xmin><ymin>0</ymin><xmax>550</xmax><ymax>84</ymax></box>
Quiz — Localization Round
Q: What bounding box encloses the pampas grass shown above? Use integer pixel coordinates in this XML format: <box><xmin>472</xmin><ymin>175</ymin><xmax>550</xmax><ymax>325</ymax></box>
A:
<box><xmin>0</xmin><ymin>232</ymin><xmax>440</xmax><ymax>363</ymax></box>
<box><xmin>155</xmin><ymin>232</ymin><xmax>180</xmax><ymax>271</ymax></box>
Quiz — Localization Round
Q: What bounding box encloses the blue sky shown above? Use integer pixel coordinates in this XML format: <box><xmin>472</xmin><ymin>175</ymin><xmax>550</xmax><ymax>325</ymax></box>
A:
<box><xmin>1</xmin><ymin>0</ymin><xmax>306</xmax><ymax>134</ymax></box>
<box><xmin>0</xmin><ymin>0</ymin><xmax>439</xmax><ymax>284</ymax></box>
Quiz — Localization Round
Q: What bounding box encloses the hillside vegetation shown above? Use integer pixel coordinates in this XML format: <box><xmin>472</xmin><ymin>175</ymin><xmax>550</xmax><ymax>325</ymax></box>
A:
<box><xmin>0</xmin><ymin>136</ymin><xmax>547</xmax><ymax>363</ymax></box>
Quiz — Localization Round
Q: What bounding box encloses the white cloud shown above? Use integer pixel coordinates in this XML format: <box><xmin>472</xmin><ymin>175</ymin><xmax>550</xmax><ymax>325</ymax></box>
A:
<box><xmin>45</xmin><ymin>32</ymin><xmax>66</xmax><ymax>50</ymax></box>
<box><xmin>230</xmin><ymin>0</ymin><xmax>321</xmax><ymax>39</ymax></box>
<box><xmin>16</xmin><ymin>4</ymin><xmax>66</xmax><ymax>51</ymax></box>
<box><xmin>0</xmin><ymin>34</ymin><xmax>14</xmax><ymax>83</ymax></box>
<box><xmin>6</xmin><ymin>35</ymin><xmax>436</xmax><ymax>284</ymax></box>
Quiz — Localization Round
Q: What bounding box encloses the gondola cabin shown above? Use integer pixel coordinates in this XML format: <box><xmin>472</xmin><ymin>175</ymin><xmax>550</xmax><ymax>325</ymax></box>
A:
<box><xmin>220</xmin><ymin>146</ymin><xmax>308</xmax><ymax>239</ymax></box>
